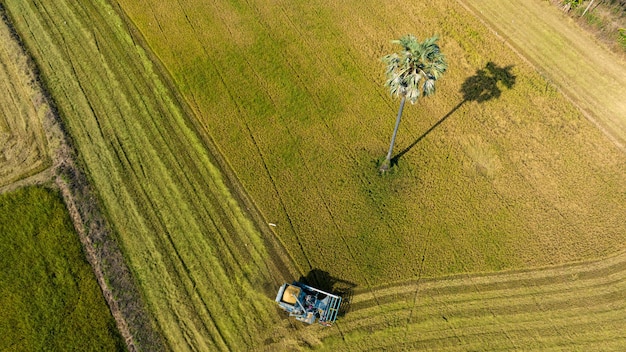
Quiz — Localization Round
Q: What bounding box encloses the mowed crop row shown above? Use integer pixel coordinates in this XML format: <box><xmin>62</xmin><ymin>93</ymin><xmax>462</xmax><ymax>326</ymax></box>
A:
<box><xmin>299</xmin><ymin>249</ymin><xmax>626</xmax><ymax>350</ymax></box>
<box><xmin>3</xmin><ymin>0</ymin><xmax>299</xmax><ymax>350</ymax></box>
<box><xmin>0</xmin><ymin>9</ymin><xmax>50</xmax><ymax>188</ymax></box>
<box><xmin>117</xmin><ymin>0</ymin><xmax>626</xmax><ymax>284</ymax></box>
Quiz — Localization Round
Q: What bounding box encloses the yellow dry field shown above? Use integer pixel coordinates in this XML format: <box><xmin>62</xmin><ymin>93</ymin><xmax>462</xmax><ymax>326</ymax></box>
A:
<box><xmin>0</xmin><ymin>15</ymin><xmax>50</xmax><ymax>188</ymax></box>
<box><xmin>115</xmin><ymin>0</ymin><xmax>626</xmax><ymax>283</ymax></box>
<box><xmin>460</xmin><ymin>0</ymin><xmax>626</xmax><ymax>151</ymax></box>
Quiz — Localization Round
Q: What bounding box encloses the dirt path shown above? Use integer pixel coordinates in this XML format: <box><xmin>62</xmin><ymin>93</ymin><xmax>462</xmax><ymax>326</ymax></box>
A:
<box><xmin>458</xmin><ymin>0</ymin><xmax>626</xmax><ymax>152</ymax></box>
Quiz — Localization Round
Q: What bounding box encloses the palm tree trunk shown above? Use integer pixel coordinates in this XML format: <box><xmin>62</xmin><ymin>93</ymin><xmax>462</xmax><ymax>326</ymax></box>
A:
<box><xmin>582</xmin><ymin>0</ymin><xmax>596</xmax><ymax>16</ymax></box>
<box><xmin>380</xmin><ymin>95</ymin><xmax>406</xmax><ymax>173</ymax></box>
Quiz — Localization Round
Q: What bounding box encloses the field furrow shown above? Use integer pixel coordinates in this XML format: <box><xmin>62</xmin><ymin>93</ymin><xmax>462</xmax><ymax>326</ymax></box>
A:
<box><xmin>6</xmin><ymin>0</ymin><xmax>626</xmax><ymax>350</ymax></box>
<box><xmin>116</xmin><ymin>0</ymin><xmax>626</xmax><ymax>289</ymax></box>
<box><xmin>295</xmin><ymin>249</ymin><xmax>626</xmax><ymax>350</ymax></box>
<box><xmin>4</xmin><ymin>0</ymin><xmax>300</xmax><ymax>350</ymax></box>
<box><xmin>95</xmin><ymin>0</ymin><xmax>626</xmax><ymax>349</ymax></box>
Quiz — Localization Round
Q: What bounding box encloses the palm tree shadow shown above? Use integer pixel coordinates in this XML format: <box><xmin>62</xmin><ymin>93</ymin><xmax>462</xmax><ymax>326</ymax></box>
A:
<box><xmin>391</xmin><ymin>62</ymin><xmax>516</xmax><ymax>165</ymax></box>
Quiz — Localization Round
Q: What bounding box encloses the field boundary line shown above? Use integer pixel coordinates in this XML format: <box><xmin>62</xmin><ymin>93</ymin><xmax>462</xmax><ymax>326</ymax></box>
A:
<box><xmin>1</xmin><ymin>4</ymin><xmax>167</xmax><ymax>351</ymax></box>
<box><xmin>455</xmin><ymin>0</ymin><xmax>626</xmax><ymax>154</ymax></box>
<box><xmin>0</xmin><ymin>167</ymin><xmax>54</xmax><ymax>194</ymax></box>
<box><xmin>111</xmin><ymin>0</ymin><xmax>303</xmax><ymax>284</ymax></box>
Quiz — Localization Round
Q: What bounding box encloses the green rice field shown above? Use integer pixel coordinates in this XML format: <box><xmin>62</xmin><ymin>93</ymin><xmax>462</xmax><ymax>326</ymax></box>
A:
<box><xmin>115</xmin><ymin>0</ymin><xmax>626</xmax><ymax>282</ymax></box>
<box><xmin>3</xmin><ymin>0</ymin><xmax>626</xmax><ymax>350</ymax></box>
<box><xmin>0</xmin><ymin>187</ymin><xmax>125</xmax><ymax>351</ymax></box>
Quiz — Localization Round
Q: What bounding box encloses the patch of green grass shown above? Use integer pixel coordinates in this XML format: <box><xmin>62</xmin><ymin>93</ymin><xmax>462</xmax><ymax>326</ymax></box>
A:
<box><xmin>0</xmin><ymin>187</ymin><xmax>125</xmax><ymax>351</ymax></box>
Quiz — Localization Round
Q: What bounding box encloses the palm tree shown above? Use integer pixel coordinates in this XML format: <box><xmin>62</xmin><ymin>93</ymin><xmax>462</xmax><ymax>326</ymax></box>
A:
<box><xmin>380</xmin><ymin>34</ymin><xmax>447</xmax><ymax>173</ymax></box>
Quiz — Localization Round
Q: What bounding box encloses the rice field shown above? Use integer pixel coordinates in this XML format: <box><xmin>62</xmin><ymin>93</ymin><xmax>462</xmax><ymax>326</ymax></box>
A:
<box><xmin>4</xmin><ymin>0</ymin><xmax>626</xmax><ymax>350</ymax></box>
<box><xmin>0</xmin><ymin>187</ymin><xmax>125</xmax><ymax>351</ymax></box>
<box><xmin>0</xmin><ymin>9</ymin><xmax>129</xmax><ymax>350</ymax></box>
<box><xmin>461</xmin><ymin>0</ymin><xmax>626</xmax><ymax>151</ymax></box>
<box><xmin>3</xmin><ymin>0</ymin><xmax>297</xmax><ymax>350</ymax></box>
<box><xmin>116</xmin><ymin>0</ymin><xmax>626</xmax><ymax>283</ymax></box>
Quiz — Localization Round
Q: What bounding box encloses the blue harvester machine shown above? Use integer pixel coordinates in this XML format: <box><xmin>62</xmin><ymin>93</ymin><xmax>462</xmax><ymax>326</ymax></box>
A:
<box><xmin>275</xmin><ymin>282</ymin><xmax>342</xmax><ymax>326</ymax></box>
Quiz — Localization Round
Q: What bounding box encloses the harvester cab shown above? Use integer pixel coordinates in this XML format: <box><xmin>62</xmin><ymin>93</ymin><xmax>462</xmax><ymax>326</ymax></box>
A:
<box><xmin>275</xmin><ymin>282</ymin><xmax>342</xmax><ymax>326</ymax></box>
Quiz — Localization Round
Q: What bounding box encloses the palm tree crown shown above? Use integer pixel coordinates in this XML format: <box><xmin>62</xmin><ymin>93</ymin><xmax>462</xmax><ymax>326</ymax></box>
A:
<box><xmin>383</xmin><ymin>35</ymin><xmax>447</xmax><ymax>104</ymax></box>
<box><xmin>379</xmin><ymin>34</ymin><xmax>447</xmax><ymax>173</ymax></box>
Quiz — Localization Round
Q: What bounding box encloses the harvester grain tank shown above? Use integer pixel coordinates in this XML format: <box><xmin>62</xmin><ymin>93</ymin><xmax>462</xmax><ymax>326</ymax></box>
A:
<box><xmin>275</xmin><ymin>282</ymin><xmax>342</xmax><ymax>326</ymax></box>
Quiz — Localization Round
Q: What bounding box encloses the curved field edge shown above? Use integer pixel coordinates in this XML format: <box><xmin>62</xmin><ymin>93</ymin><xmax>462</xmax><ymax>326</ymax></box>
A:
<box><xmin>2</xmin><ymin>0</ymin><xmax>301</xmax><ymax>350</ymax></box>
<box><xmin>115</xmin><ymin>0</ymin><xmax>626</xmax><ymax>285</ymax></box>
<box><xmin>0</xmin><ymin>187</ymin><xmax>126</xmax><ymax>351</ymax></box>
<box><xmin>265</xmin><ymin>249</ymin><xmax>626</xmax><ymax>350</ymax></box>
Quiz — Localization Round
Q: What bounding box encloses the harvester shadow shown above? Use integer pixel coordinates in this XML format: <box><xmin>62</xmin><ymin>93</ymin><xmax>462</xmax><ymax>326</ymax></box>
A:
<box><xmin>391</xmin><ymin>62</ymin><xmax>516</xmax><ymax>165</ymax></box>
<box><xmin>299</xmin><ymin>269</ymin><xmax>356</xmax><ymax>317</ymax></box>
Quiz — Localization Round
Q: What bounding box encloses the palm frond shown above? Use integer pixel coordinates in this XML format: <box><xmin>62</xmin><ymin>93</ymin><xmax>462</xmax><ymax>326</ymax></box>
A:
<box><xmin>382</xmin><ymin>34</ymin><xmax>447</xmax><ymax>103</ymax></box>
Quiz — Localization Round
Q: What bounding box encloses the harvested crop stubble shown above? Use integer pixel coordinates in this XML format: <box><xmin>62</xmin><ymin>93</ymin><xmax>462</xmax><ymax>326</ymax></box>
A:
<box><xmin>3</xmin><ymin>0</ymin><xmax>297</xmax><ymax>350</ymax></box>
<box><xmin>314</xmin><ymin>249</ymin><xmax>626</xmax><ymax>350</ymax></box>
<box><xmin>0</xmin><ymin>8</ymin><xmax>50</xmax><ymax>188</ymax></box>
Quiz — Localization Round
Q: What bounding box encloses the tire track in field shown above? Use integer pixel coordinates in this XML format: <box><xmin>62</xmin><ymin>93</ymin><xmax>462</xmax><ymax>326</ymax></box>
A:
<box><xmin>289</xmin><ymin>250</ymin><xmax>626</xmax><ymax>349</ymax></box>
<box><xmin>103</xmin><ymin>0</ymin><xmax>304</xmax><ymax>346</ymax></box>
<box><xmin>62</xmin><ymin>10</ymin><xmax>230</xmax><ymax>350</ymax></box>
<box><xmin>119</xmin><ymin>0</ymin><xmax>304</xmax><ymax>309</ymax></box>
<box><xmin>118</xmin><ymin>0</ymin><xmax>305</xmax><ymax>342</ymax></box>
<box><xmin>24</xmin><ymin>0</ymin><xmax>626</xmax><ymax>349</ymax></box>
<box><xmin>168</xmin><ymin>0</ymin><xmax>355</xmax><ymax>285</ymax></box>
<box><xmin>236</xmin><ymin>0</ymin><xmax>388</xmax><ymax>304</ymax></box>
<box><xmin>3</xmin><ymin>2</ymin><xmax>167</xmax><ymax>350</ymax></box>
<box><xmin>117</xmin><ymin>0</ymin><xmax>626</xmax><ymax>349</ymax></box>
<box><xmin>7</xmin><ymin>0</ymin><xmax>299</xmax><ymax>350</ymax></box>
<box><xmin>163</xmin><ymin>0</ymin><xmax>311</xmax><ymax>283</ymax></box>
<box><xmin>251</xmin><ymin>2</ymin><xmax>463</xmax><ymax>313</ymax></box>
<box><xmin>239</xmin><ymin>0</ymin><xmax>407</xmax><ymax>295</ymax></box>
<box><xmin>29</xmin><ymin>2</ymin><xmax>224</xmax><ymax>348</ymax></box>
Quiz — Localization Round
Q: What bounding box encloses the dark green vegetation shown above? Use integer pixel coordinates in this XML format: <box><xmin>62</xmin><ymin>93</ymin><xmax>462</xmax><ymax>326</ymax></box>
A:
<box><xmin>0</xmin><ymin>187</ymin><xmax>125</xmax><ymax>351</ymax></box>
